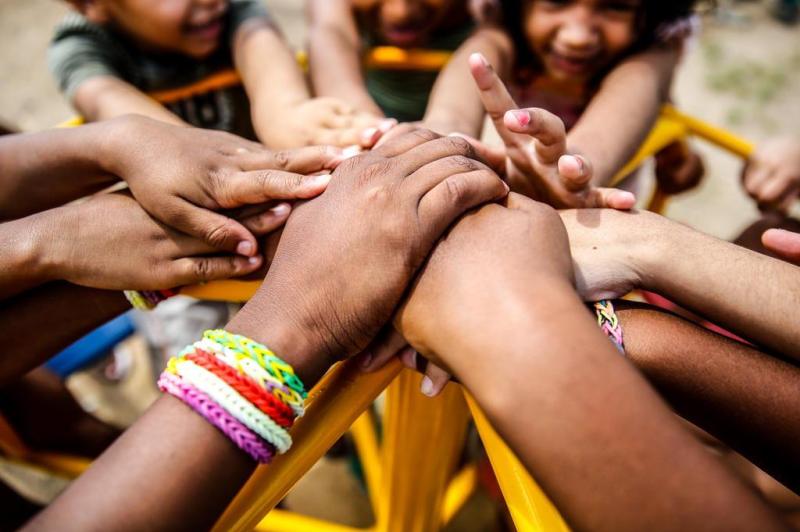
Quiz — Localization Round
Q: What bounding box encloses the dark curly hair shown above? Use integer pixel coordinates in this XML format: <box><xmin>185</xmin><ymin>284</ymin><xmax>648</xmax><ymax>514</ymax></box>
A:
<box><xmin>500</xmin><ymin>0</ymin><xmax>701</xmax><ymax>82</ymax></box>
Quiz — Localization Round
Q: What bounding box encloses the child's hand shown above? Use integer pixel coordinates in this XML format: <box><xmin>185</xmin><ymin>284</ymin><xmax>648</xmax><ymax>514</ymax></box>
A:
<box><xmin>654</xmin><ymin>140</ymin><xmax>705</xmax><ymax>195</ymax></box>
<box><xmin>468</xmin><ymin>53</ymin><xmax>635</xmax><ymax>210</ymax></box>
<box><xmin>264</xmin><ymin>97</ymin><xmax>396</xmax><ymax>150</ymax></box>
<box><xmin>45</xmin><ymin>192</ymin><xmax>264</xmax><ymax>291</ymax></box>
<box><xmin>106</xmin><ymin>115</ymin><xmax>340</xmax><ymax>257</ymax></box>
<box><xmin>762</xmin><ymin>228</ymin><xmax>800</xmax><ymax>265</ymax></box>
<box><xmin>743</xmin><ymin>137</ymin><xmax>800</xmax><ymax>213</ymax></box>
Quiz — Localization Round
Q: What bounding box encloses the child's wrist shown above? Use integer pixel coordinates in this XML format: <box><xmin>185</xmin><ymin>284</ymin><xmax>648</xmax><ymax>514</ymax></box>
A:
<box><xmin>8</xmin><ymin>208</ymin><xmax>64</xmax><ymax>286</ymax></box>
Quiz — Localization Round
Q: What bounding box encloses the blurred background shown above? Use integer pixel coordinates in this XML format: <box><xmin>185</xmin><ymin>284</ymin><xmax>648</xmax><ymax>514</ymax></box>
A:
<box><xmin>0</xmin><ymin>0</ymin><xmax>798</xmax><ymax>529</ymax></box>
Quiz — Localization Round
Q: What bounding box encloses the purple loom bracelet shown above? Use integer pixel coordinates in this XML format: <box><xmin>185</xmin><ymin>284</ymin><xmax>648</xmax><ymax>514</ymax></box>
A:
<box><xmin>158</xmin><ymin>372</ymin><xmax>275</xmax><ymax>463</ymax></box>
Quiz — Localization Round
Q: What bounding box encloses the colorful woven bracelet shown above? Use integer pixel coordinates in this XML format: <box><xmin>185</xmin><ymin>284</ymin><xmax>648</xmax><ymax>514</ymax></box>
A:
<box><xmin>204</xmin><ymin>330</ymin><xmax>308</xmax><ymax>398</ymax></box>
<box><xmin>124</xmin><ymin>288</ymin><xmax>178</xmax><ymax>310</ymax></box>
<box><xmin>594</xmin><ymin>300</ymin><xmax>625</xmax><ymax>354</ymax></box>
<box><xmin>192</xmin><ymin>338</ymin><xmax>306</xmax><ymax>416</ymax></box>
<box><xmin>168</xmin><ymin>358</ymin><xmax>293</xmax><ymax>453</ymax></box>
<box><xmin>158</xmin><ymin>372</ymin><xmax>275</xmax><ymax>463</ymax></box>
<box><xmin>185</xmin><ymin>349</ymin><xmax>295</xmax><ymax>427</ymax></box>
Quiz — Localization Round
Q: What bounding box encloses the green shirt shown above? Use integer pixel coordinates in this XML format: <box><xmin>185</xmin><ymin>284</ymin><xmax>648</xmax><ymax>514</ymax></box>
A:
<box><xmin>48</xmin><ymin>0</ymin><xmax>268</xmax><ymax>136</ymax></box>
<box><xmin>364</xmin><ymin>22</ymin><xmax>474</xmax><ymax>123</ymax></box>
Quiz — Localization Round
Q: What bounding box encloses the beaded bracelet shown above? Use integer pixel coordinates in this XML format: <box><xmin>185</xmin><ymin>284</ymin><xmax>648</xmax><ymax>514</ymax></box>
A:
<box><xmin>158</xmin><ymin>330</ymin><xmax>306</xmax><ymax>463</ymax></box>
<box><xmin>594</xmin><ymin>300</ymin><xmax>625</xmax><ymax>354</ymax></box>
<box><xmin>124</xmin><ymin>288</ymin><xmax>178</xmax><ymax>310</ymax></box>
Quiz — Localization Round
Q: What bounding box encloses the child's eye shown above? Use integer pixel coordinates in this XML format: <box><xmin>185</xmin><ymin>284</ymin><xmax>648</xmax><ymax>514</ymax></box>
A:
<box><xmin>599</xmin><ymin>0</ymin><xmax>638</xmax><ymax>14</ymax></box>
<box><xmin>534</xmin><ymin>0</ymin><xmax>573</xmax><ymax>9</ymax></box>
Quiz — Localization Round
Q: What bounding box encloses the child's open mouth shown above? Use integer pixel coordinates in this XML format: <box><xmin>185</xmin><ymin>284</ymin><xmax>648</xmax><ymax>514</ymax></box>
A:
<box><xmin>383</xmin><ymin>23</ymin><xmax>427</xmax><ymax>47</ymax></box>
<box><xmin>186</xmin><ymin>18</ymin><xmax>223</xmax><ymax>43</ymax></box>
<box><xmin>547</xmin><ymin>51</ymin><xmax>596</xmax><ymax>77</ymax></box>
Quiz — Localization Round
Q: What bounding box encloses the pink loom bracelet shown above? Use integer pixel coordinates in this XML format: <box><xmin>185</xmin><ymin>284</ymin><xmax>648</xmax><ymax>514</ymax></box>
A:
<box><xmin>158</xmin><ymin>372</ymin><xmax>275</xmax><ymax>463</ymax></box>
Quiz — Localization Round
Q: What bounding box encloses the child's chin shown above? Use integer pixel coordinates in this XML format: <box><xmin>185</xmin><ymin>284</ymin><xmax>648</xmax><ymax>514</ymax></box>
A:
<box><xmin>184</xmin><ymin>42</ymin><xmax>220</xmax><ymax>59</ymax></box>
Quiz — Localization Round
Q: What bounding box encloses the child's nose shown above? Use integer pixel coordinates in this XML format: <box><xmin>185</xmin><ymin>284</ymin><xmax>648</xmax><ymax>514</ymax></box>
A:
<box><xmin>558</xmin><ymin>21</ymin><xmax>599</xmax><ymax>51</ymax></box>
<box><xmin>383</xmin><ymin>0</ymin><xmax>417</xmax><ymax>25</ymax></box>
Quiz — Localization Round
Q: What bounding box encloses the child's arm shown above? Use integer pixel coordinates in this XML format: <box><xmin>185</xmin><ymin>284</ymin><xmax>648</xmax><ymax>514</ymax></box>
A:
<box><xmin>0</xmin><ymin>283</ymin><xmax>129</xmax><ymax>387</ymax></box>
<box><xmin>71</xmin><ymin>75</ymin><xmax>188</xmax><ymax>125</ymax></box>
<box><xmin>307</xmin><ymin>0</ymin><xmax>384</xmax><ymax>117</ymax></box>
<box><xmin>394</xmin><ymin>196</ymin><xmax>784</xmax><ymax>532</ymax></box>
<box><xmin>423</xmin><ymin>27</ymin><xmax>513</xmax><ymax>136</ymax></box>
<box><xmin>559</xmin><ymin>208</ymin><xmax>800</xmax><ymax>361</ymax></box>
<box><xmin>568</xmin><ymin>47</ymin><xmax>679</xmax><ymax>187</ymax></box>
<box><xmin>234</xmin><ymin>17</ymin><xmax>384</xmax><ymax>148</ymax></box>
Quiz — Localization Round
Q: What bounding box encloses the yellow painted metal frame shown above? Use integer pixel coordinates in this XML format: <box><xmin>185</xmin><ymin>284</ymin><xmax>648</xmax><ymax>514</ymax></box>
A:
<box><xmin>1</xmin><ymin>46</ymin><xmax>759</xmax><ymax>532</ymax></box>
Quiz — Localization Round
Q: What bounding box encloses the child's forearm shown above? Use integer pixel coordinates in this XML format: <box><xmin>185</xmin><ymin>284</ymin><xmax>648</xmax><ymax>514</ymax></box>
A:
<box><xmin>234</xmin><ymin>19</ymin><xmax>312</xmax><ymax>143</ymax></box>
<box><xmin>403</xmin><ymin>208</ymin><xmax>782</xmax><ymax>531</ymax></box>
<box><xmin>308</xmin><ymin>0</ymin><xmax>383</xmax><ymax>116</ymax></box>
<box><xmin>423</xmin><ymin>28</ymin><xmax>512</xmax><ymax>136</ymax></box>
<box><xmin>568</xmin><ymin>48</ymin><xmax>678</xmax><ymax>186</ymax></box>
<box><xmin>26</xmin><ymin>296</ymin><xmax>332</xmax><ymax>532</ymax></box>
<box><xmin>0</xmin><ymin>282</ymin><xmax>128</xmax><ymax>387</ymax></box>
<box><xmin>618</xmin><ymin>303</ymin><xmax>800</xmax><ymax>493</ymax></box>
<box><xmin>72</xmin><ymin>76</ymin><xmax>188</xmax><ymax>126</ymax></box>
<box><xmin>0</xmin><ymin>122</ymin><xmax>122</xmax><ymax>220</ymax></box>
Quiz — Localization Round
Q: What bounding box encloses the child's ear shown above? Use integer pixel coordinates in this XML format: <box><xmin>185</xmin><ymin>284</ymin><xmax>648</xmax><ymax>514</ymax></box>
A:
<box><xmin>67</xmin><ymin>0</ymin><xmax>111</xmax><ymax>24</ymax></box>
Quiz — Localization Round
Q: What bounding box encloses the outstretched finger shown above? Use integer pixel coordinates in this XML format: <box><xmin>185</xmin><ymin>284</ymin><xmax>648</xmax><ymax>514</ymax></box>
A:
<box><xmin>223</xmin><ymin>171</ymin><xmax>332</xmax><ymax>207</ymax></box>
<box><xmin>558</xmin><ymin>154</ymin><xmax>593</xmax><ymax>192</ymax></box>
<box><xmin>239</xmin><ymin>202</ymin><xmax>292</xmax><ymax>236</ymax></box>
<box><xmin>762</xmin><ymin>228</ymin><xmax>800</xmax><ymax>264</ymax></box>
<box><xmin>168</xmin><ymin>201</ymin><xmax>261</xmax><ymax>256</ymax></box>
<box><xmin>504</xmin><ymin>108</ymin><xmax>567</xmax><ymax>165</ymax></box>
<box><xmin>468</xmin><ymin>52</ymin><xmax>523</xmax><ymax>148</ymax></box>
<box><xmin>584</xmin><ymin>187</ymin><xmax>637</xmax><ymax>210</ymax></box>
<box><xmin>238</xmin><ymin>145</ymin><xmax>344</xmax><ymax>173</ymax></box>
<box><xmin>173</xmin><ymin>253</ymin><xmax>262</xmax><ymax>286</ymax></box>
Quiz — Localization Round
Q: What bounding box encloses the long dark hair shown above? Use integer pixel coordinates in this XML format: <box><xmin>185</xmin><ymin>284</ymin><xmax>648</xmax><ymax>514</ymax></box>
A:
<box><xmin>500</xmin><ymin>0</ymin><xmax>701</xmax><ymax>83</ymax></box>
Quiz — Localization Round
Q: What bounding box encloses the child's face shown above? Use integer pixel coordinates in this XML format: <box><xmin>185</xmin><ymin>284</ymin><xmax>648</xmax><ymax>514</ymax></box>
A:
<box><xmin>356</xmin><ymin>0</ymin><xmax>463</xmax><ymax>48</ymax></box>
<box><xmin>90</xmin><ymin>0</ymin><xmax>229</xmax><ymax>58</ymax></box>
<box><xmin>524</xmin><ymin>0</ymin><xmax>640</xmax><ymax>84</ymax></box>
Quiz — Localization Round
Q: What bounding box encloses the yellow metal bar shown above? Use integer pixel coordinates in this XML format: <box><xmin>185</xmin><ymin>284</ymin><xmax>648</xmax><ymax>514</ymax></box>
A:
<box><xmin>349</xmin><ymin>408</ymin><xmax>382</xmax><ymax>513</ymax></box>
<box><xmin>26</xmin><ymin>451</ymin><xmax>91</xmax><ymax>479</ymax></box>
<box><xmin>0</xmin><ymin>413</ymin><xmax>29</xmax><ymax>459</ymax></box>
<box><xmin>611</xmin><ymin>114</ymin><xmax>688</xmax><ymax>186</ymax></box>
<box><xmin>365</xmin><ymin>47</ymin><xmax>452</xmax><ymax>71</ymax></box>
<box><xmin>440</xmin><ymin>464</ymin><xmax>478</xmax><ymax>525</ymax></box>
<box><xmin>213</xmin><ymin>358</ymin><xmax>402</xmax><ymax>532</ymax></box>
<box><xmin>255</xmin><ymin>508</ymin><xmax>365</xmax><ymax>532</ymax></box>
<box><xmin>180</xmin><ymin>280</ymin><xmax>260</xmax><ymax>302</ymax></box>
<box><xmin>465</xmin><ymin>393</ymin><xmax>570</xmax><ymax>532</ymax></box>
<box><xmin>377</xmin><ymin>373</ymin><xmax>470</xmax><ymax>532</ymax></box>
<box><xmin>661</xmin><ymin>105</ymin><xmax>754</xmax><ymax>158</ymax></box>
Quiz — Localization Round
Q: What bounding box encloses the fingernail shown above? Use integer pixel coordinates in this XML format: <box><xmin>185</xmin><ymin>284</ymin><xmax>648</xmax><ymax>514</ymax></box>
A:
<box><xmin>236</xmin><ymin>241</ymin><xmax>254</xmax><ymax>256</ymax></box>
<box><xmin>472</xmin><ymin>52</ymin><xmax>488</xmax><ymax>67</ymax></box>
<box><xmin>502</xmin><ymin>180</ymin><xmax>510</xmax><ymax>193</ymax></box>
<box><xmin>420</xmin><ymin>376</ymin><xmax>434</xmax><ymax>397</ymax></box>
<box><xmin>270</xmin><ymin>202</ymin><xmax>291</xmax><ymax>216</ymax></box>
<box><xmin>342</xmin><ymin>145</ymin><xmax>362</xmax><ymax>159</ymax></box>
<box><xmin>360</xmin><ymin>352</ymin><xmax>373</xmax><ymax>369</ymax></box>
<box><xmin>361</xmin><ymin>127</ymin><xmax>378</xmax><ymax>141</ymax></box>
<box><xmin>379</xmin><ymin>119</ymin><xmax>397</xmax><ymax>132</ymax></box>
<box><xmin>511</xmin><ymin>110</ymin><xmax>530</xmax><ymax>127</ymax></box>
<box><xmin>312</xmin><ymin>173</ymin><xmax>332</xmax><ymax>187</ymax></box>
<box><xmin>248</xmin><ymin>256</ymin><xmax>260</xmax><ymax>265</ymax></box>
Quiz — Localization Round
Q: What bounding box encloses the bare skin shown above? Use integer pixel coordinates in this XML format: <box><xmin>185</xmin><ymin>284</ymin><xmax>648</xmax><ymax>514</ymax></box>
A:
<box><xmin>25</xmin><ymin>129</ymin><xmax>508</xmax><ymax>531</ymax></box>
<box><xmin>743</xmin><ymin>137</ymin><xmax>800</xmax><ymax>213</ymax></box>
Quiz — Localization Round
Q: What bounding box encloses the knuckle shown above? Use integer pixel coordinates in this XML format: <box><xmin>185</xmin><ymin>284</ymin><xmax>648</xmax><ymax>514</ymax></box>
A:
<box><xmin>445</xmin><ymin>136</ymin><xmax>476</xmax><ymax>158</ymax></box>
<box><xmin>272</xmin><ymin>150</ymin><xmax>291</xmax><ymax>170</ymax></box>
<box><xmin>442</xmin><ymin>176</ymin><xmax>470</xmax><ymax>205</ymax></box>
<box><xmin>192</xmin><ymin>259</ymin><xmax>214</xmax><ymax>282</ymax></box>
<box><xmin>407</xmin><ymin>128</ymin><xmax>439</xmax><ymax>143</ymax></box>
<box><xmin>205</xmin><ymin>219</ymin><xmax>234</xmax><ymax>248</ymax></box>
<box><xmin>448</xmin><ymin>155</ymin><xmax>479</xmax><ymax>172</ymax></box>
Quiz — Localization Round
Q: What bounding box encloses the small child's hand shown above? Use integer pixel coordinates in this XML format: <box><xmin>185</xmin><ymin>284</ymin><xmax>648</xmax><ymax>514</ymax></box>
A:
<box><xmin>654</xmin><ymin>140</ymin><xmax>704</xmax><ymax>195</ymax></box>
<box><xmin>468</xmin><ymin>53</ymin><xmax>635</xmax><ymax>210</ymax></box>
<box><xmin>270</xmin><ymin>97</ymin><xmax>396</xmax><ymax>149</ymax></box>
<box><xmin>744</xmin><ymin>137</ymin><xmax>800</xmax><ymax>213</ymax></box>
<box><xmin>49</xmin><ymin>192</ymin><xmax>264</xmax><ymax>291</ymax></box>
<box><xmin>106</xmin><ymin>115</ymin><xmax>341</xmax><ymax>257</ymax></box>
<box><xmin>762</xmin><ymin>228</ymin><xmax>800</xmax><ymax>265</ymax></box>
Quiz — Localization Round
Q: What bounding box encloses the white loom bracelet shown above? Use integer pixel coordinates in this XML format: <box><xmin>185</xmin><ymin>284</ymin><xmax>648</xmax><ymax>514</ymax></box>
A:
<box><xmin>174</xmin><ymin>360</ymin><xmax>292</xmax><ymax>453</ymax></box>
<box><xmin>196</xmin><ymin>338</ymin><xmax>305</xmax><ymax>416</ymax></box>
